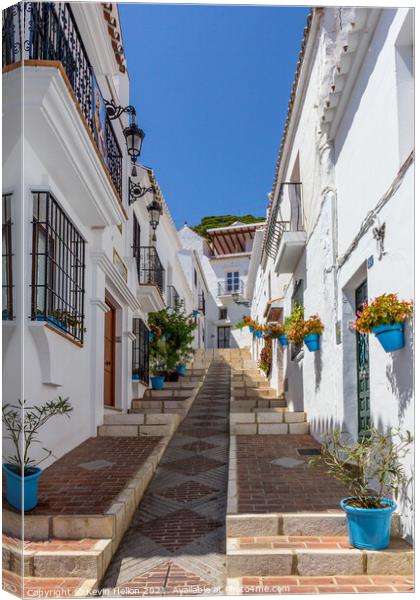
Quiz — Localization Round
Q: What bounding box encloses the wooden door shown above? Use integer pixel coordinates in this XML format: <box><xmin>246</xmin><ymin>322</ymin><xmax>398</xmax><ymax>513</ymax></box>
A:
<box><xmin>104</xmin><ymin>299</ymin><xmax>115</xmax><ymax>407</ymax></box>
<box><xmin>356</xmin><ymin>280</ymin><xmax>370</xmax><ymax>437</ymax></box>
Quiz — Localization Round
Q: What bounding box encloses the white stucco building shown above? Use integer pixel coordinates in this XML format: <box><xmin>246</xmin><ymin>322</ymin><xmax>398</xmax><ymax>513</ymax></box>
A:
<box><xmin>249</xmin><ymin>6</ymin><xmax>414</xmax><ymax>538</ymax></box>
<box><xmin>179</xmin><ymin>222</ymin><xmax>262</xmax><ymax>349</ymax></box>
<box><xmin>2</xmin><ymin>2</ymin><xmax>198</xmax><ymax>467</ymax></box>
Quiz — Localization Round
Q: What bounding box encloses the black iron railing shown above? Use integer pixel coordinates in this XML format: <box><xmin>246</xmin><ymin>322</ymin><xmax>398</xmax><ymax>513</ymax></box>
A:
<box><xmin>132</xmin><ymin>318</ymin><xmax>149</xmax><ymax>385</ymax></box>
<box><xmin>2</xmin><ymin>3</ymin><xmax>122</xmax><ymax>197</ymax></box>
<box><xmin>2</xmin><ymin>194</ymin><xmax>13</xmax><ymax>321</ymax></box>
<box><xmin>198</xmin><ymin>290</ymin><xmax>205</xmax><ymax>315</ymax></box>
<box><xmin>265</xmin><ymin>183</ymin><xmax>304</xmax><ymax>259</ymax></box>
<box><xmin>217</xmin><ymin>279</ymin><xmax>244</xmax><ymax>297</ymax></box>
<box><xmin>167</xmin><ymin>285</ymin><xmax>182</xmax><ymax>310</ymax></box>
<box><xmin>31</xmin><ymin>191</ymin><xmax>86</xmax><ymax>343</ymax></box>
<box><xmin>135</xmin><ymin>246</ymin><xmax>164</xmax><ymax>294</ymax></box>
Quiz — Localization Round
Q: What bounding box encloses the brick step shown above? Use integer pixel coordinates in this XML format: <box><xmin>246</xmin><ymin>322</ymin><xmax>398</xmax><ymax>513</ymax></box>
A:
<box><xmin>226</xmin><ymin>535</ymin><xmax>413</xmax><ymax>577</ymax></box>
<box><xmin>226</xmin><ymin>512</ymin><xmax>401</xmax><ymax>538</ymax></box>
<box><xmin>227</xmin><ymin>574</ymin><xmax>414</xmax><ymax>595</ymax></box>
<box><xmin>231</xmin><ymin>399</ymin><xmax>287</xmax><ymax>411</ymax></box>
<box><xmin>231</xmin><ymin>411</ymin><xmax>307</xmax><ymax>435</ymax></box>
<box><xmin>2</xmin><ymin>569</ymin><xmax>98</xmax><ymax>598</ymax></box>
<box><xmin>98</xmin><ymin>413</ymin><xmax>180</xmax><ymax>437</ymax></box>
<box><xmin>3</xmin><ymin>534</ymin><xmax>111</xmax><ymax>580</ymax></box>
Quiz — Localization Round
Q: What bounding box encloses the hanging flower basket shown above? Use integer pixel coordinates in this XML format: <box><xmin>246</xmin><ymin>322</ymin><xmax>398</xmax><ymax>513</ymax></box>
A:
<box><xmin>304</xmin><ymin>333</ymin><xmax>320</xmax><ymax>352</ymax></box>
<box><xmin>278</xmin><ymin>334</ymin><xmax>288</xmax><ymax>347</ymax></box>
<box><xmin>353</xmin><ymin>294</ymin><xmax>413</xmax><ymax>353</ymax></box>
<box><xmin>248</xmin><ymin>325</ymin><xmax>255</xmax><ymax>333</ymax></box>
<box><xmin>372</xmin><ymin>323</ymin><xmax>405</xmax><ymax>352</ymax></box>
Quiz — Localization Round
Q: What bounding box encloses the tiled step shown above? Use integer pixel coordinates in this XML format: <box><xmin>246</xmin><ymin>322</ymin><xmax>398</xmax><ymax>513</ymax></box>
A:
<box><xmin>98</xmin><ymin>413</ymin><xmax>180</xmax><ymax>437</ymax></box>
<box><xmin>2</xmin><ymin>569</ymin><xmax>98</xmax><ymax>598</ymax></box>
<box><xmin>231</xmin><ymin>411</ymin><xmax>308</xmax><ymax>435</ymax></box>
<box><xmin>3</xmin><ymin>534</ymin><xmax>112</xmax><ymax>580</ymax></box>
<box><xmin>227</xmin><ymin>574</ymin><xmax>414</xmax><ymax>595</ymax></box>
<box><xmin>226</xmin><ymin>511</ymin><xmax>402</xmax><ymax>538</ymax></box>
<box><xmin>226</xmin><ymin>535</ymin><xmax>413</xmax><ymax>577</ymax></box>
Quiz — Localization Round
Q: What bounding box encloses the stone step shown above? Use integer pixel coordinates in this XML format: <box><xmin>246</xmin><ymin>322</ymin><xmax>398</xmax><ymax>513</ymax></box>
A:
<box><xmin>226</xmin><ymin>574</ymin><xmax>414</xmax><ymax>595</ymax></box>
<box><xmin>143</xmin><ymin>389</ymin><xmax>192</xmax><ymax>400</ymax></box>
<box><xmin>99</xmin><ymin>413</ymin><xmax>180</xmax><ymax>437</ymax></box>
<box><xmin>231</xmin><ymin>399</ymin><xmax>287</xmax><ymax>411</ymax></box>
<box><xmin>233</xmin><ymin>388</ymin><xmax>278</xmax><ymax>399</ymax></box>
<box><xmin>2</xmin><ymin>569</ymin><xmax>98</xmax><ymax>598</ymax></box>
<box><xmin>3</xmin><ymin>534</ymin><xmax>112</xmax><ymax>580</ymax></box>
<box><xmin>232</xmin><ymin>380</ymin><xmax>267</xmax><ymax>388</ymax></box>
<box><xmin>164</xmin><ymin>381</ymin><xmax>197</xmax><ymax>389</ymax></box>
<box><xmin>226</xmin><ymin>512</ymin><xmax>401</xmax><ymax>538</ymax></box>
<box><xmin>226</xmin><ymin>535</ymin><xmax>413</xmax><ymax>577</ymax></box>
<box><xmin>231</xmin><ymin>418</ymin><xmax>308</xmax><ymax>435</ymax></box>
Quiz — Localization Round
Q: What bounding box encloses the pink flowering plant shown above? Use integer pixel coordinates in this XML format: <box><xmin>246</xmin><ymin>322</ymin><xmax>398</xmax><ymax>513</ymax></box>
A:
<box><xmin>353</xmin><ymin>294</ymin><xmax>413</xmax><ymax>334</ymax></box>
<box><xmin>286</xmin><ymin>304</ymin><xmax>324</xmax><ymax>344</ymax></box>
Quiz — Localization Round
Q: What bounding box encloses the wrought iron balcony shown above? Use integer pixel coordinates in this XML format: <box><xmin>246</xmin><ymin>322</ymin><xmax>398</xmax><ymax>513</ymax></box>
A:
<box><xmin>2</xmin><ymin>2</ymin><xmax>122</xmax><ymax>197</ymax></box>
<box><xmin>135</xmin><ymin>246</ymin><xmax>165</xmax><ymax>295</ymax></box>
<box><xmin>167</xmin><ymin>285</ymin><xmax>183</xmax><ymax>310</ymax></box>
<box><xmin>265</xmin><ymin>183</ymin><xmax>304</xmax><ymax>259</ymax></box>
<box><xmin>198</xmin><ymin>291</ymin><xmax>206</xmax><ymax>315</ymax></box>
<box><xmin>217</xmin><ymin>280</ymin><xmax>245</xmax><ymax>297</ymax></box>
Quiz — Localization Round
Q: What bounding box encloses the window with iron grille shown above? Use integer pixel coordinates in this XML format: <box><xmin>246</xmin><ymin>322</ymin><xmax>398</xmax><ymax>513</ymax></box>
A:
<box><xmin>133</xmin><ymin>213</ymin><xmax>141</xmax><ymax>278</ymax></box>
<box><xmin>132</xmin><ymin>318</ymin><xmax>149</xmax><ymax>384</ymax></box>
<box><xmin>31</xmin><ymin>192</ymin><xmax>86</xmax><ymax>343</ymax></box>
<box><xmin>219</xmin><ymin>307</ymin><xmax>228</xmax><ymax>320</ymax></box>
<box><xmin>291</xmin><ymin>278</ymin><xmax>304</xmax><ymax>360</ymax></box>
<box><xmin>2</xmin><ymin>194</ymin><xmax>13</xmax><ymax>320</ymax></box>
<box><xmin>194</xmin><ymin>268</ymin><xmax>198</xmax><ymax>287</ymax></box>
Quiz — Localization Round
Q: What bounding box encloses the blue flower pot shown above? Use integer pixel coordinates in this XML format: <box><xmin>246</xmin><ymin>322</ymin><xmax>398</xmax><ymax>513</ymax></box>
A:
<box><xmin>132</xmin><ymin>374</ymin><xmax>140</xmax><ymax>381</ymax></box>
<box><xmin>340</xmin><ymin>497</ymin><xmax>397</xmax><ymax>550</ymax></box>
<box><xmin>304</xmin><ymin>333</ymin><xmax>320</xmax><ymax>351</ymax></box>
<box><xmin>248</xmin><ymin>326</ymin><xmax>255</xmax><ymax>333</ymax></box>
<box><xmin>192</xmin><ymin>310</ymin><xmax>199</xmax><ymax>317</ymax></box>
<box><xmin>255</xmin><ymin>330</ymin><xmax>263</xmax><ymax>338</ymax></box>
<box><xmin>151</xmin><ymin>375</ymin><xmax>165</xmax><ymax>390</ymax></box>
<box><xmin>278</xmin><ymin>334</ymin><xmax>288</xmax><ymax>347</ymax></box>
<box><xmin>176</xmin><ymin>364</ymin><xmax>186</xmax><ymax>376</ymax></box>
<box><xmin>3</xmin><ymin>464</ymin><xmax>42</xmax><ymax>512</ymax></box>
<box><xmin>148</xmin><ymin>332</ymin><xmax>154</xmax><ymax>342</ymax></box>
<box><xmin>372</xmin><ymin>323</ymin><xmax>405</xmax><ymax>352</ymax></box>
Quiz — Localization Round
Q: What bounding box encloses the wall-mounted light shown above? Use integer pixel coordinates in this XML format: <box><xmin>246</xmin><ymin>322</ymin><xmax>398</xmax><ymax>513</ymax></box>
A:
<box><xmin>104</xmin><ymin>99</ymin><xmax>145</xmax><ymax>176</ymax></box>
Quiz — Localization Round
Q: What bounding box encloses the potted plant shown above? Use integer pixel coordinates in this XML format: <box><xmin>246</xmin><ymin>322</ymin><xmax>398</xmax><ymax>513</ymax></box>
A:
<box><xmin>258</xmin><ymin>338</ymin><xmax>272</xmax><ymax>376</ymax></box>
<box><xmin>132</xmin><ymin>368</ymin><xmax>140</xmax><ymax>381</ymax></box>
<box><xmin>149</xmin><ymin>350</ymin><xmax>167</xmax><ymax>389</ymax></box>
<box><xmin>2</xmin><ymin>397</ymin><xmax>73</xmax><ymax>511</ymax></box>
<box><xmin>285</xmin><ymin>303</ymin><xmax>305</xmax><ymax>345</ymax></box>
<box><xmin>301</xmin><ymin>314</ymin><xmax>324</xmax><ymax>351</ymax></box>
<box><xmin>235</xmin><ymin>315</ymin><xmax>256</xmax><ymax>333</ymax></box>
<box><xmin>353</xmin><ymin>293</ymin><xmax>413</xmax><ymax>352</ymax></box>
<box><xmin>310</xmin><ymin>427</ymin><xmax>413</xmax><ymax>550</ymax></box>
<box><xmin>266</xmin><ymin>323</ymin><xmax>288</xmax><ymax>346</ymax></box>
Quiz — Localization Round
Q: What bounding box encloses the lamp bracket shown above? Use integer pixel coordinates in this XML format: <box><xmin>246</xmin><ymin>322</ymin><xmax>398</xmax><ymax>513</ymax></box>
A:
<box><xmin>129</xmin><ymin>178</ymin><xmax>154</xmax><ymax>205</ymax></box>
<box><xmin>104</xmin><ymin>99</ymin><xmax>136</xmax><ymax>121</ymax></box>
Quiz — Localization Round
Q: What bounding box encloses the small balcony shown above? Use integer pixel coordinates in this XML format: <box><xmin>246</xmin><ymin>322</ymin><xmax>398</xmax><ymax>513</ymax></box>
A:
<box><xmin>217</xmin><ymin>280</ymin><xmax>245</xmax><ymax>298</ymax></box>
<box><xmin>135</xmin><ymin>247</ymin><xmax>165</xmax><ymax>312</ymax></box>
<box><xmin>2</xmin><ymin>3</ymin><xmax>124</xmax><ymax>225</ymax></box>
<box><xmin>167</xmin><ymin>285</ymin><xmax>183</xmax><ymax>310</ymax></box>
<box><xmin>265</xmin><ymin>183</ymin><xmax>306</xmax><ymax>273</ymax></box>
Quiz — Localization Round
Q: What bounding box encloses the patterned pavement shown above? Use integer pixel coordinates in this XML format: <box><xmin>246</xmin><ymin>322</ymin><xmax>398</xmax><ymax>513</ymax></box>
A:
<box><xmin>102</xmin><ymin>362</ymin><xmax>231</xmax><ymax>596</ymax></box>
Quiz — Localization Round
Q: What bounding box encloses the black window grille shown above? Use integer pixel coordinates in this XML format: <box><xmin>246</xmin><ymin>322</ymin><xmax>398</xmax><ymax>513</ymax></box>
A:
<box><xmin>2</xmin><ymin>194</ymin><xmax>13</xmax><ymax>320</ymax></box>
<box><xmin>2</xmin><ymin>3</ymin><xmax>122</xmax><ymax>197</ymax></box>
<box><xmin>31</xmin><ymin>192</ymin><xmax>86</xmax><ymax>343</ymax></box>
<box><xmin>291</xmin><ymin>278</ymin><xmax>304</xmax><ymax>360</ymax></box>
<box><xmin>133</xmin><ymin>213</ymin><xmax>141</xmax><ymax>275</ymax></box>
<box><xmin>132</xmin><ymin>318</ymin><xmax>149</xmax><ymax>384</ymax></box>
<box><xmin>134</xmin><ymin>246</ymin><xmax>165</xmax><ymax>295</ymax></box>
<box><xmin>167</xmin><ymin>285</ymin><xmax>182</xmax><ymax>310</ymax></box>
<box><xmin>198</xmin><ymin>290</ymin><xmax>205</xmax><ymax>315</ymax></box>
<box><xmin>264</xmin><ymin>183</ymin><xmax>304</xmax><ymax>259</ymax></box>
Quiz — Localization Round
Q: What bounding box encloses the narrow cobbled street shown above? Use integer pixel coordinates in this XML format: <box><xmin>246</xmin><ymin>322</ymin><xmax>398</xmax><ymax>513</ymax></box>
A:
<box><xmin>102</xmin><ymin>362</ymin><xmax>231</xmax><ymax>596</ymax></box>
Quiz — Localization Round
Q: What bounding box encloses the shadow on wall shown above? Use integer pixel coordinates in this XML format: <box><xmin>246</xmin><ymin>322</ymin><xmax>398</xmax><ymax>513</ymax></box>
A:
<box><xmin>309</xmin><ymin>414</ymin><xmax>344</xmax><ymax>443</ymax></box>
<box><xmin>385</xmin><ymin>324</ymin><xmax>414</xmax><ymax>423</ymax></box>
<box><xmin>314</xmin><ymin>347</ymin><xmax>322</xmax><ymax>392</ymax></box>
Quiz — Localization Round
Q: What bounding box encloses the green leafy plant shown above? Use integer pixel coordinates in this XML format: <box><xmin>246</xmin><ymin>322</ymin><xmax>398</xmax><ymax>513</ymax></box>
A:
<box><xmin>148</xmin><ymin>306</ymin><xmax>197</xmax><ymax>375</ymax></box>
<box><xmin>309</xmin><ymin>427</ymin><xmax>413</xmax><ymax>509</ymax></box>
<box><xmin>2</xmin><ymin>397</ymin><xmax>73</xmax><ymax>475</ymax></box>
<box><xmin>353</xmin><ymin>294</ymin><xmax>414</xmax><ymax>334</ymax></box>
<box><xmin>284</xmin><ymin>303</ymin><xmax>305</xmax><ymax>343</ymax></box>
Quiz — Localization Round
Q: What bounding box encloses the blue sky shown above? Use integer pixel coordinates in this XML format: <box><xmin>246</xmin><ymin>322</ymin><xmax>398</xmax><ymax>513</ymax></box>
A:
<box><xmin>119</xmin><ymin>3</ymin><xmax>309</xmax><ymax>228</ymax></box>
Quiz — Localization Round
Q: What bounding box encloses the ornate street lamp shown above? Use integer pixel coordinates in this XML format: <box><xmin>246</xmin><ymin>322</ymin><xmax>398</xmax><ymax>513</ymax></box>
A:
<box><xmin>147</xmin><ymin>198</ymin><xmax>163</xmax><ymax>242</ymax></box>
<box><xmin>104</xmin><ymin>99</ymin><xmax>145</xmax><ymax>176</ymax></box>
<box><xmin>128</xmin><ymin>178</ymin><xmax>155</xmax><ymax>205</ymax></box>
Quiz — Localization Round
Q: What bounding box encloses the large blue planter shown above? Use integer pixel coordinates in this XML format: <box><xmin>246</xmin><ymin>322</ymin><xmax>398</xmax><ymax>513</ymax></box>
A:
<box><xmin>278</xmin><ymin>334</ymin><xmax>288</xmax><ymax>347</ymax></box>
<box><xmin>176</xmin><ymin>364</ymin><xmax>186</xmax><ymax>376</ymax></box>
<box><xmin>248</xmin><ymin>326</ymin><xmax>255</xmax><ymax>333</ymax></box>
<box><xmin>372</xmin><ymin>323</ymin><xmax>405</xmax><ymax>352</ymax></box>
<box><xmin>340</xmin><ymin>497</ymin><xmax>397</xmax><ymax>550</ymax></box>
<box><xmin>304</xmin><ymin>333</ymin><xmax>320</xmax><ymax>352</ymax></box>
<box><xmin>3</xmin><ymin>464</ymin><xmax>42</xmax><ymax>512</ymax></box>
<box><xmin>150</xmin><ymin>375</ymin><xmax>165</xmax><ymax>390</ymax></box>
